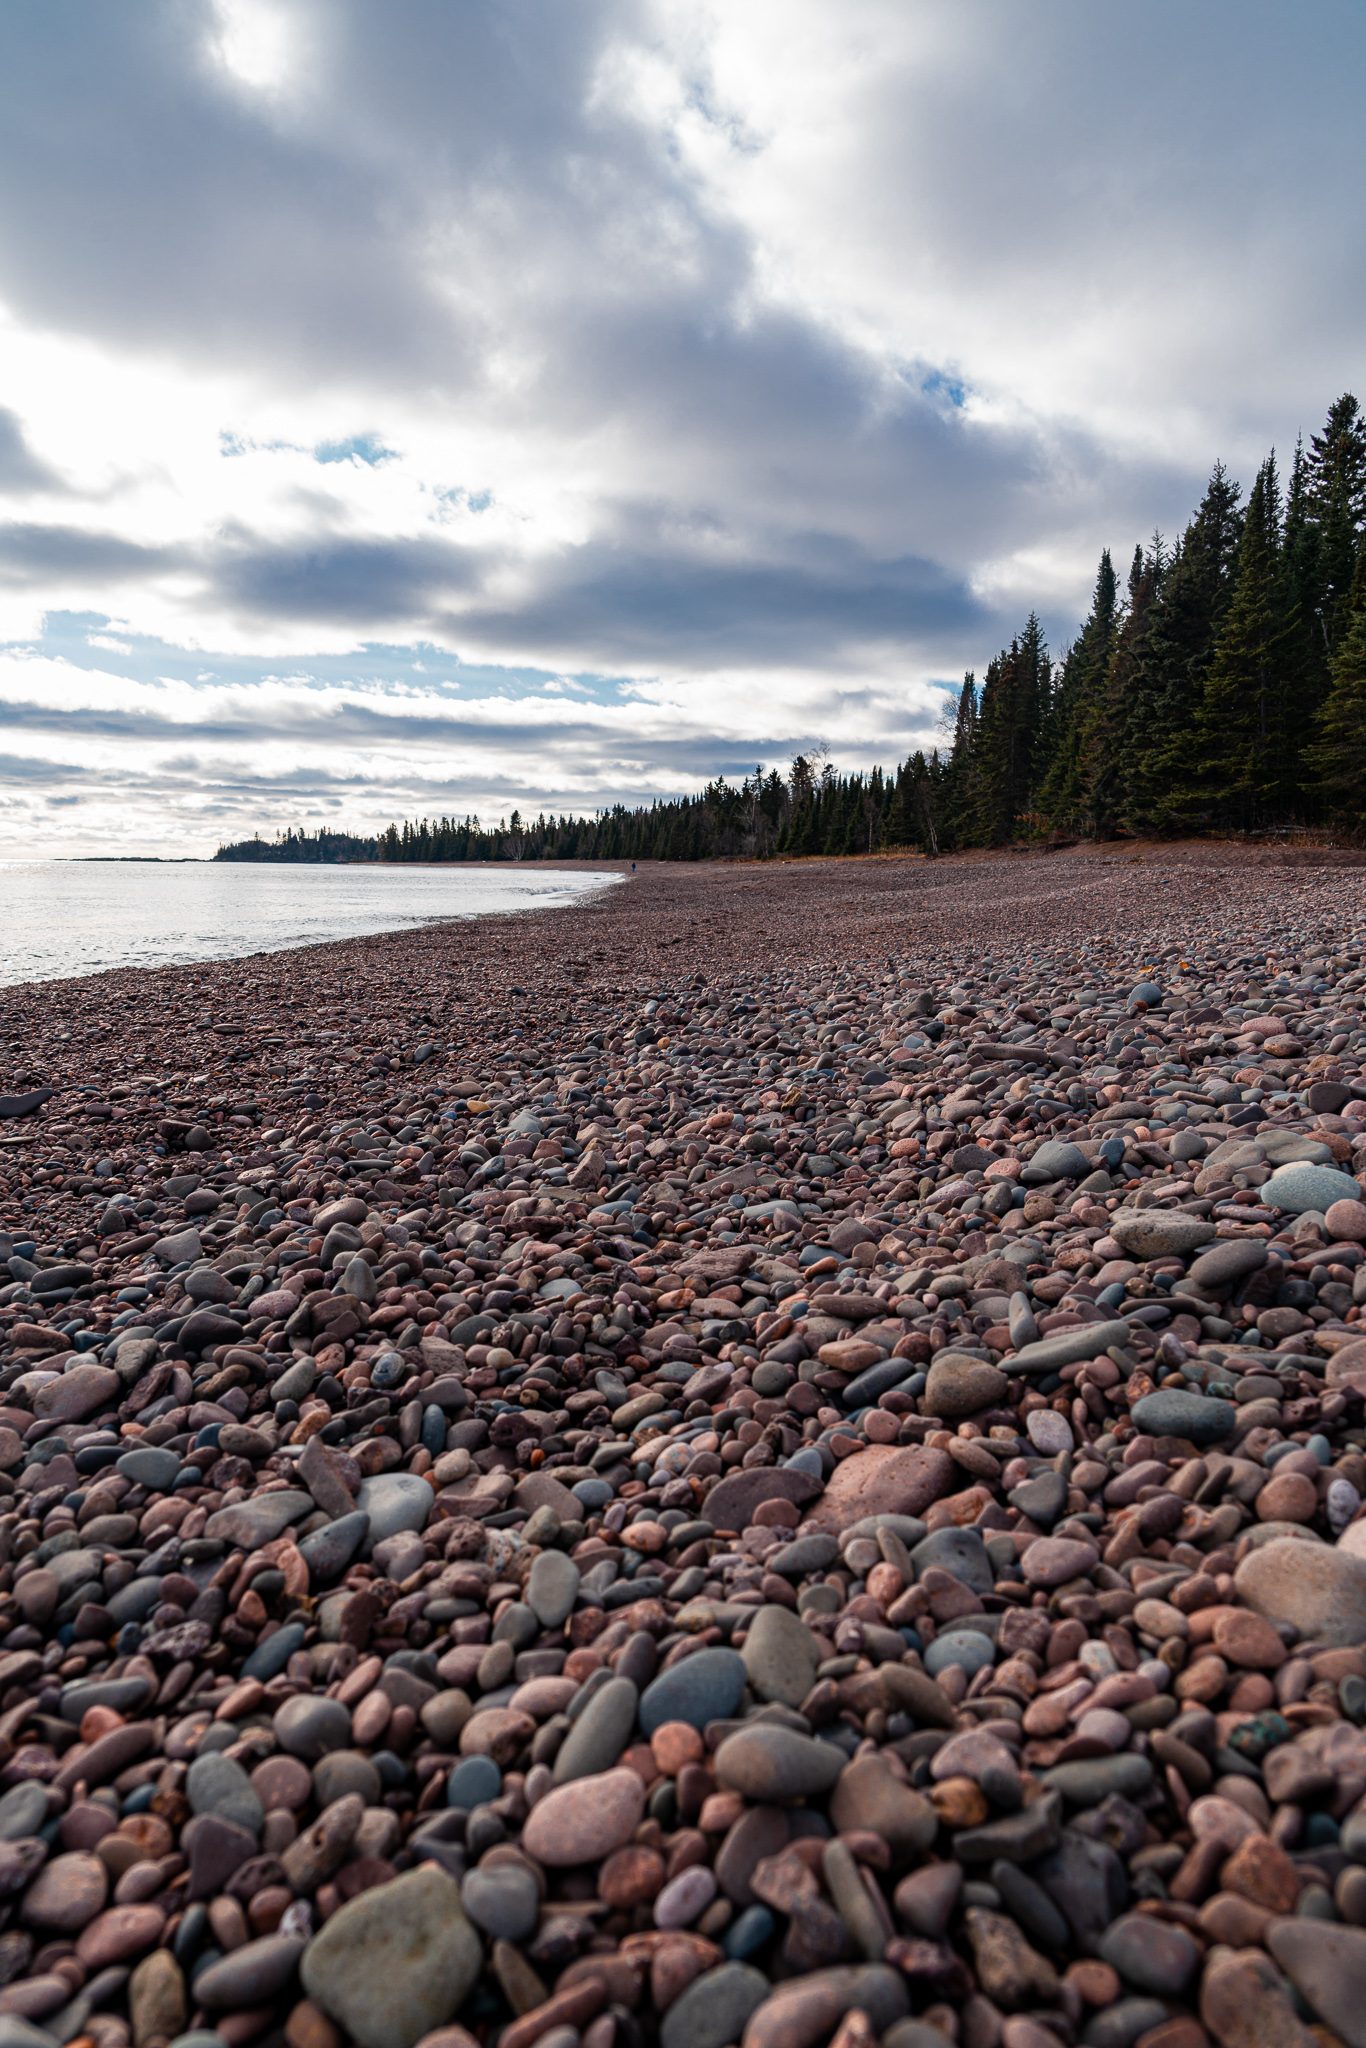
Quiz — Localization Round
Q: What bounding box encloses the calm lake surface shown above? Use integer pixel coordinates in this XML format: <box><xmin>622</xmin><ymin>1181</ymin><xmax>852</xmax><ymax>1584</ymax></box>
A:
<box><xmin>0</xmin><ymin>861</ymin><xmax>621</xmax><ymax>987</ymax></box>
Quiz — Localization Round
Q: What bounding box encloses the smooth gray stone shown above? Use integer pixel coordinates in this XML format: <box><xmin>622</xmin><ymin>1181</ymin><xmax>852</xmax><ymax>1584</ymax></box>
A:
<box><xmin>0</xmin><ymin>2021</ymin><xmax>60</xmax><ymax>2048</ymax></box>
<box><xmin>0</xmin><ymin>1782</ymin><xmax>50</xmax><ymax>1842</ymax></box>
<box><xmin>1130</xmin><ymin>1388</ymin><xmax>1236</xmax><ymax>1445</ymax></box>
<box><xmin>714</xmin><ymin>1725</ymin><xmax>846</xmax><ymax>1800</ymax></box>
<box><xmin>1187</xmin><ymin>1238</ymin><xmax>1268</xmax><ymax>1291</ymax></box>
<box><xmin>241</xmin><ymin>1622</ymin><xmax>307</xmax><ymax>1681</ymax></box>
<box><xmin>59</xmin><ymin>1676</ymin><xmax>153</xmax><ymax>1722</ymax></box>
<box><xmin>553</xmin><ymin>1675</ymin><xmax>639</xmax><ymax>1782</ymax></box>
<box><xmin>1042</xmin><ymin>1754</ymin><xmax>1154</xmax><ymax>1803</ymax></box>
<box><xmin>298</xmin><ymin>1512</ymin><xmax>370</xmax><ymax>1581</ymax></box>
<box><xmin>115</xmin><ymin>1446</ymin><xmax>182</xmax><ymax>1491</ymax></box>
<box><xmin>204</xmin><ymin>1490</ymin><xmax>313</xmax><ymax>1546</ymax></box>
<box><xmin>1267</xmin><ymin>1917</ymin><xmax>1366</xmax><ymax>2048</ymax></box>
<box><xmin>1024</xmin><ymin>1140</ymin><xmax>1090</xmax><ymax>1182</ymax></box>
<box><xmin>660</xmin><ymin>1964</ymin><xmax>770</xmax><ymax>2048</ymax></box>
<box><xmin>195</xmin><ymin>1934</ymin><xmax>305</xmax><ymax>2011</ymax></box>
<box><xmin>356</xmin><ymin>1473</ymin><xmax>432</xmax><ymax>1544</ymax></box>
<box><xmin>187</xmin><ymin>1752</ymin><xmax>265</xmax><ymax>1836</ymax></box>
<box><xmin>300</xmin><ymin>1865</ymin><xmax>481</xmax><ymax>2048</ymax></box>
<box><xmin>526</xmin><ymin>1550</ymin><xmax>580</xmax><ymax>1628</ymax></box>
<box><xmin>1260</xmin><ymin>1162</ymin><xmax>1361</xmax><ymax>1215</ymax></box>
<box><xmin>1005</xmin><ymin>1320</ymin><xmax>1133</xmax><ymax>1375</ymax></box>
<box><xmin>911</xmin><ymin>1527</ymin><xmax>993</xmax><ymax>1595</ymax></box>
<box><xmin>740</xmin><ymin>1605</ymin><xmax>821</xmax><ymax>1709</ymax></box>
<box><xmin>460</xmin><ymin>1862</ymin><xmax>539</xmax><ymax>1942</ymax></box>
<box><xmin>641</xmin><ymin>1647</ymin><xmax>746</xmax><ymax>1736</ymax></box>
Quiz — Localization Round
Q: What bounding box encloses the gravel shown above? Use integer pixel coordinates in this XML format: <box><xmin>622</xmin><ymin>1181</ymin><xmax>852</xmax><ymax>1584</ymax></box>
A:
<box><xmin>1</xmin><ymin>843</ymin><xmax>1365</xmax><ymax>2048</ymax></box>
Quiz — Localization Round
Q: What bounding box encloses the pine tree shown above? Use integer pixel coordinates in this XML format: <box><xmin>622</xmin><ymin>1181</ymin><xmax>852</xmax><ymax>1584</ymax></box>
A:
<box><xmin>886</xmin><ymin>763</ymin><xmax>916</xmax><ymax>847</ymax></box>
<box><xmin>1013</xmin><ymin>613</ymin><xmax>1051</xmax><ymax>823</ymax></box>
<box><xmin>1306</xmin><ymin>393</ymin><xmax>1366</xmax><ymax>650</ymax></box>
<box><xmin>966</xmin><ymin>649</ymin><xmax>1013</xmax><ymax>843</ymax></box>
<box><xmin>942</xmin><ymin>673</ymin><xmax>978</xmax><ymax>847</ymax></box>
<box><xmin>1079</xmin><ymin>545</ymin><xmax>1148</xmax><ymax>836</ymax></box>
<box><xmin>1309</xmin><ymin>541</ymin><xmax>1366</xmax><ymax>822</ymax></box>
<box><xmin>1110</xmin><ymin>535</ymin><xmax>1169</xmax><ymax>834</ymax></box>
<box><xmin>1037</xmin><ymin>550</ymin><xmax>1118</xmax><ymax>832</ymax></box>
<box><xmin>1195</xmin><ymin>454</ymin><xmax>1295</xmax><ymax>828</ymax></box>
<box><xmin>1145</xmin><ymin>462</ymin><xmax>1243</xmax><ymax>833</ymax></box>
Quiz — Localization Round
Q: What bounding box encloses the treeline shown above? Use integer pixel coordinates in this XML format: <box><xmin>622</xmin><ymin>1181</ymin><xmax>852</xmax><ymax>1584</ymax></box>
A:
<box><xmin>212</xmin><ymin>826</ymin><xmax>379</xmax><ymax>864</ymax></box>
<box><xmin>216</xmin><ymin>392</ymin><xmax>1366</xmax><ymax>866</ymax></box>
<box><xmin>954</xmin><ymin>391</ymin><xmax>1366</xmax><ymax>842</ymax></box>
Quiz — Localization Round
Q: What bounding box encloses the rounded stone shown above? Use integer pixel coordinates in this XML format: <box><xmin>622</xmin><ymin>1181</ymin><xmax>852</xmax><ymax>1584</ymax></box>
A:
<box><xmin>653</xmin><ymin>1863</ymin><xmax>717</xmax><ymax>1929</ymax></box>
<box><xmin>1326</xmin><ymin>1198</ymin><xmax>1366</xmax><ymax>1244</ymax></box>
<box><xmin>520</xmin><ymin>1768</ymin><xmax>646</xmax><ymax>1866</ymax></box>
<box><xmin>551</xmin><ymin>1675</ymin><xmax>638</xmax><ymax>1783</ymax></box>
<box><xmin>739</xmin><ymin>1606</ymin><xmax>822</xmax><ymax>1709</ymax></box>
<box><xmin>924</xmin><ymin>1630</ymin><xmax>997</xmax><ymax>1678</ymax></box>
<box><xmin>1109</xmin><ymin>1210</ymin><xmax>1216</xmax><ymax>1259</ymax></box>
<box><xmin>640</xmin><ymin>1648</ymin><xmax>746</xmax><ymax>1736</ymax></box>
<box><xmin>300</xmin><ymin>1866</ymin><xmax>482</xmax><ymax>2048</ymax></box>
<box><xmin>1130</xmin><ymin>1388</ymin><xmax>1236</xmax><ymax>1445</ymax></box>
<box><xmin>1025</xmin><ymin>1410</ymin><xmax>1073</xmax><ymax>1455</ymax></box>
<box><xmin>186</xmin><ymin>1753</ymin><xmax>264</xmax><ymax>1836</ymax></box>
<box><xmin>1235</xmin><ymin>1539</ymin><xmax>1366</xmax><ymax>1648</ymax></box>
<box><xmin>1099</xmin><ymin>1913</ymin><xmax>1200</xmax><ymax>1996</ymax></box>
<box><xmin>460</xmin><ymin>1862</ymin><xmax>539</xmax><ymax>1942</ymax></box>
<box><xmin>195</xmin><ymin>1934</ymin><xmax>306</xmax><ymax>2012</ymax></box>
<box><xmin>1260</xmin><ymin>1162</ymin><xmax>1361</xmax><ymax>1216</ymax></box>
<box><xmin>659</xmin><ymin>1962</ymin><xmax>769</xmax><ymax>2048</ymax></box>
<box><xmin>446</xmin><ymin>1756</ymin><xmax>502</xmax><ymax>1809</ymax></box>
<box><xmin>355</xmin><ymin>1472</ymin><xmax>433</xmax><ymax>1544</ymax></box>
<box><xmin>21</xmin><ymin>1851</ymin><xmax>108</xmax><ymax>1932</ymax></box>
<box><xmin>922</xmin><ymin>1354</ymin><xmax>1008</xmax><ymax>1420</ymax></box>
<box><xmin>526</xmin><ymin>1551</ymin><xmax>580</xmax><ymax>1629</ymax></box>
<box><xmin>273</xmin><ymin>1695</ymin><xmax>353</xmax><ymax>1761</ymax></box>
<box><xmin>713</xmin><ymin>1726</ymin><xmax>845</xmax><ymax>1802</ymax></box>
<box><xmin>1267</xmin><ymin>1918</ymin><xmax>1366</xmax><ymax>2047</ymax></box>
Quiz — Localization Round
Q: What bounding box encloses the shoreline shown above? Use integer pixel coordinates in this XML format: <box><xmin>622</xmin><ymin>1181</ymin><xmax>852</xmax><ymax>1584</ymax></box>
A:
<box><xmin>1</xmin><ymin>849</ymin><xmax>1365</xmax><ymax>2047</ymax></box>
<box><xmin>4</xmin><ymin>834</ymin><xmax>1362</xmax><ymax>1004</ymax></box>
<box><xmin>0</xmin><ymin>864</ymin><xmax>628</xmax><ymax>998</ymax></box>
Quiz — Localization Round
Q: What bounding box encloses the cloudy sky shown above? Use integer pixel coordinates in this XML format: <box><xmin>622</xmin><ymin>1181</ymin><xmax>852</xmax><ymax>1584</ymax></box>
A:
<box><xmin>0</xmin><ymin>1</ymin><xmax>1362</xmax><ymax>856</ymax></box>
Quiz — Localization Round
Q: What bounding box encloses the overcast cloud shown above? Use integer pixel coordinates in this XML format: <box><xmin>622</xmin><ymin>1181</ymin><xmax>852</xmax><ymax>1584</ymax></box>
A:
<box><xmin>0</xmin><ymin>0</ymin><xmax>1361</xmax><ymax>854</ymax></box>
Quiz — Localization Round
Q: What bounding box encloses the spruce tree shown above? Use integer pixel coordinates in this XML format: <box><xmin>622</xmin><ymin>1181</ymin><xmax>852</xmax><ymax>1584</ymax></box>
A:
<box><xmin>1309</xmin><ymin>540</ymin><xmax>1366</xmax><ymax>822</ymax></box>
<box><xmin>1146</xmin><ymin>462</ymin><xmax>1243</xmax><ymax>833</ymax></box>
<box><xmin>1195</xmin><ymin>454</ymin><xmax>1295</xmax><ymax>828</ymax></box>
<box><xmin>1037</xmin><ymin>550</ymin><xmax>1118</xmax><ymax>833</ymax></box>
<box><xmin>1306</xmin><ymin>393</ymin><xmax>1366</xmax><ymax>649</ymax></box>
<box><xmin>1079</xmin><ymin>545</ymin><xmax>1148</xmax><ymax>836</ymax></box>
<box><xmin>943</xmin><ymin>673</ymin><xmax>978</xmax><ymax>847</ymax></box>
<box><xmin>1111</xmin><ymin>535</ymin><xmax>1169</xmax><ymax>834</ymax></box>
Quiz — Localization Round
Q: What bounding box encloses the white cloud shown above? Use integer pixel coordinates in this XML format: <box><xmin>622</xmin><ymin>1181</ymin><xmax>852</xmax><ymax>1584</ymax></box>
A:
<box><xmin>0</xmin><ymin>0</ymin><xmax>1359</xmax><ymax>852</ymax></box>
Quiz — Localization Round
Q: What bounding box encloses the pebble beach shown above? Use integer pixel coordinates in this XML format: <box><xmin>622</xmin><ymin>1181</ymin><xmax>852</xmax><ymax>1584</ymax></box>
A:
<box><xmin>3</xmin><ymin>844</ymin><xmax>1366</xmax><ymax>2048</ymax></box>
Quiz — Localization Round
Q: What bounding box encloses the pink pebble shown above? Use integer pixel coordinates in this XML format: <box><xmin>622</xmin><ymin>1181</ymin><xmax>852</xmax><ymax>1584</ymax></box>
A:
<box><xmin>653</xmin><ymin>1863</ymin><xmax>717</xmax><ymax>1929</ymax></box>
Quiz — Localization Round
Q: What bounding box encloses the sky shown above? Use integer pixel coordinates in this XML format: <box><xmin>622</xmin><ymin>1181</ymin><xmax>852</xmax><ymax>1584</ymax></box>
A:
<box><xmin>0</xmin><ymin>1</ymin><xmax>1362</xmax><ymax>857</ymax></box>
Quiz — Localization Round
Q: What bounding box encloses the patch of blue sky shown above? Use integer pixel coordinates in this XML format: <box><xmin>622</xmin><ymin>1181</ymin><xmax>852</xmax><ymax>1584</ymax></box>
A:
<box><xmin>219</xmin><ymin>430</ymin><xmax>297</xmax><ymax>458</ymax></box>
<box><xmin>433</xmin><ymin>484</ymin><xmax>494</xmax><ymax>514</ymax></box>
<box><xmin>921</xmin><ymin>369</ymin><xmax>968</xmax><ymax>410</ymax></box>
<box><xmin>9</xmin><ymin>613</ymin><xmax>637</xmax><ymax>708</ymax></box>
<box><xmin>313</xmin><ymin>432</ymin><xmax>398</xmax><ymax>466</ymax></box>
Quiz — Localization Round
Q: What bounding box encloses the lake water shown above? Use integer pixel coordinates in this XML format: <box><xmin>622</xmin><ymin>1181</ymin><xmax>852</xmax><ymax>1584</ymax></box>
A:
<box><xmin>0</xmin><ymin>861</ymin><xmax>621</xmax><ymax>986</ymax></box>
